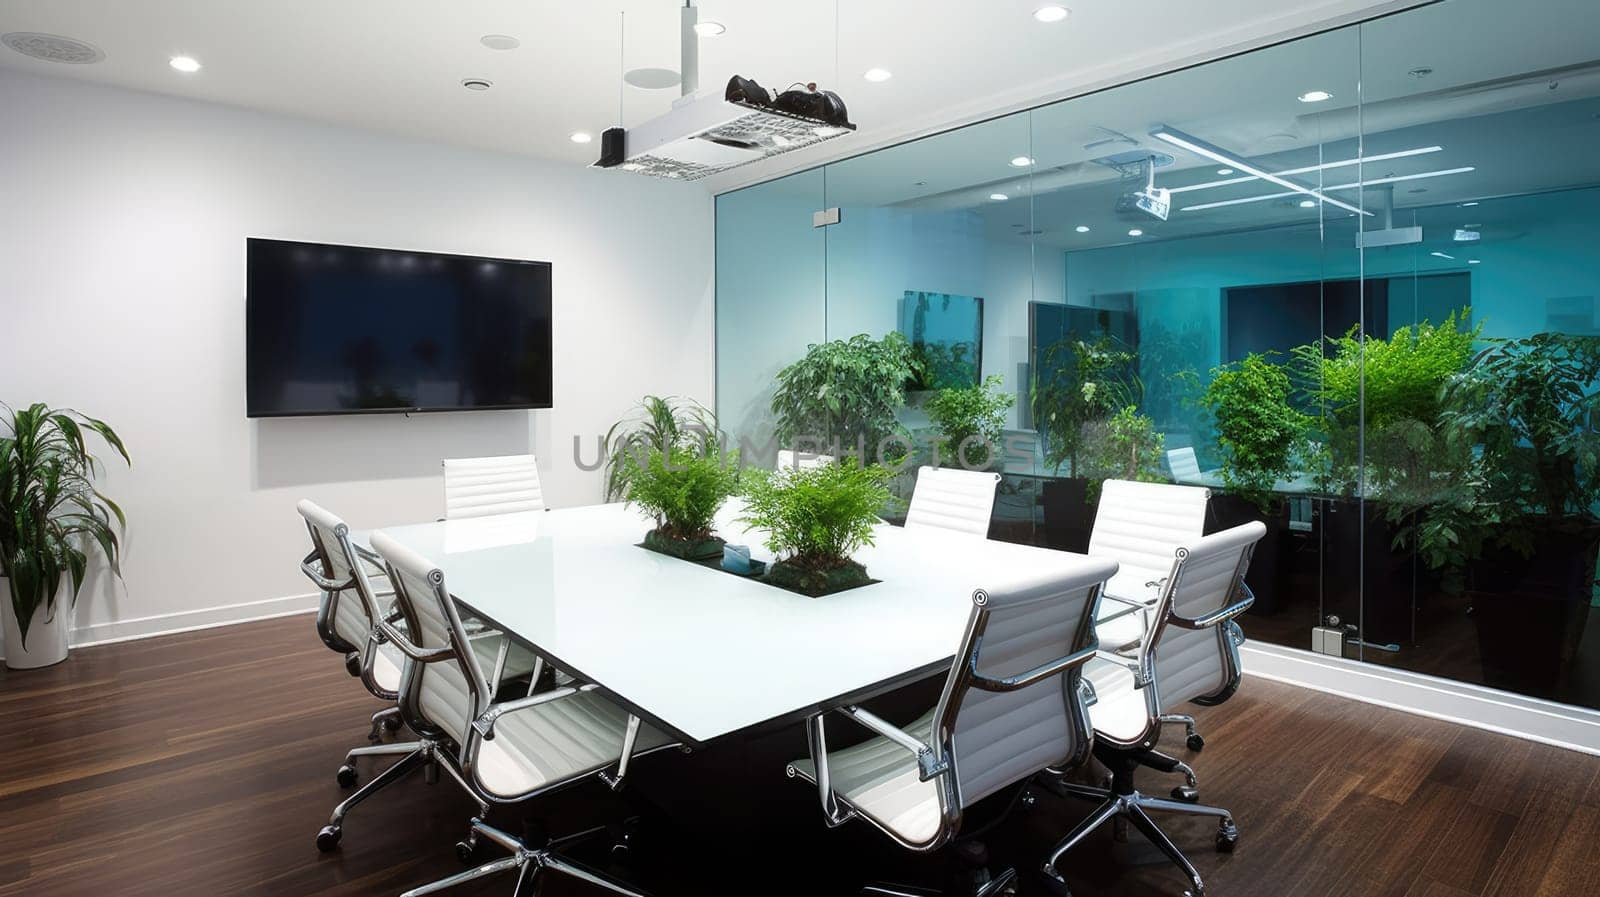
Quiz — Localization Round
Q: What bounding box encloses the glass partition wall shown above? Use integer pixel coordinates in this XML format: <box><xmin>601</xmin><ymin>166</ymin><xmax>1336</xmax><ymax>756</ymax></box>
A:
<box><xmin>715</xmin><ymin>0</ymin><xmax>1600</xmax><ymax>710</ymax></box>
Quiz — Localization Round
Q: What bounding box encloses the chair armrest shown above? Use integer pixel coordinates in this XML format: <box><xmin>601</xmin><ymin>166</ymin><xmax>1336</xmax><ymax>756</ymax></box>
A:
<box><xmin>376</xmin><ymin>619</ymin><xmax>455</xmax><ymax>664</ymax></box>
<box><xmin>1100</xmin><ymin>591</ymin><xmax>1152</xmax><ymax>611</ymax></box>
<box><xmin>969</xmin><ymin>636</ymin><xmax>1099</xmax><ymax>693</ymax></box>
<box><xmin>837</xmin><ymin>706</ymin><xmax>948</xmax><ymax>782</ymax></box>
<box><xmin>471</xmin><ymin>683</ymin><xmax>598</xmax><ymax>741</ymax></box>
<box><xmin>1168</xmin><ymin>583</ymin><xmax>1256</xmax><ymax>630</ymax></box>
<box><xmin>299</xmin><ymin>551</ymin><xmax>348</xmax><ymax>591</ymax></box>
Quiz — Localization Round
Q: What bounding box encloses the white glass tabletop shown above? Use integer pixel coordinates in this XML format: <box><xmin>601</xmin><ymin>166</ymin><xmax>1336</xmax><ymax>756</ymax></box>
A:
<box><xmin>364</xmin><ymin>502</ymin><xmax>1115</xmax><ymax>746</ymax></box>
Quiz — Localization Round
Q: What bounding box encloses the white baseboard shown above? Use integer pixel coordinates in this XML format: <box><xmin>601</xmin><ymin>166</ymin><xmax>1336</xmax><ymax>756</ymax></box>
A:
<box><xmin>1241</xmin><ymin>641</ymin><xmax>1600</xmax><ymax>756</ymax></box>
<box><xmin>0</xmin><ymin>592</ymin><xmax>321</xmax><ymax>661</ymax></box>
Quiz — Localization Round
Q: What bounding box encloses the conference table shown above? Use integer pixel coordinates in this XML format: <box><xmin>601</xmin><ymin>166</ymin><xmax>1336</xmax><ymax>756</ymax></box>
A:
<box><xmin>359</xmin><ymin>501</ymin><xmax>1123</xmax><ymax>748</ymax></box>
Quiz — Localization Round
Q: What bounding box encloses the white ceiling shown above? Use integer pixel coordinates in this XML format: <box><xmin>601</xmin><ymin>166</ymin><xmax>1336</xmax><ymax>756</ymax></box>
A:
<box><xmin>0</xmin><ymin>0</ymin><xmax>1424</xmax><ymax>192</ymax></box>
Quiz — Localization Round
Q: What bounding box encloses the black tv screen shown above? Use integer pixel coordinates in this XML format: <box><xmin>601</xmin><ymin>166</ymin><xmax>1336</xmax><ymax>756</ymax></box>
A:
<box><xmin>246</xmin><ymin>239</ymin><xmax>552</xmax><ymax>417</ymax></box>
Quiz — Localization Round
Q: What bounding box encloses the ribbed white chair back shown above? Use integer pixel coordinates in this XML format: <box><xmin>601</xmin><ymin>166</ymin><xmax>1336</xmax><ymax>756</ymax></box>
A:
<box><xmin>1151</xmin><ymin>522</ymin><xmax>1265</xmax><ymax>709</ymax></box>
<box><xmin>904</xmin><ymin>466</ymin><xmax>1001</xmax><ymax>537</ymax></box>
<box><xmin>370</xmin><ymin>531</ymin><xmax>488</xmax><ymax>748</ymax></box>
<box><xmin>443</xmin><ymin>454</ymin><xmax>545</xmax><ymax>519</ymax></box>
<box><xmin>1089</xmin><ymin>479</ymin><xmax>1209</xmax><ymax>602</ymax></box>
<box><xmin>1166</xmin><ymin>447</ymin><xmax>1202</xmax><ymax>482</ymax></box>
<box><xmin>776</xmin><ymin>449</ymin><xmax>834</xmax><ymax>471</ymax></box>
<box><xmin>298</xmin><ymin>500</ymin><xmax>380</xmax><ymax>653</ymax></box>
<box><xmin>934</xmin><ymin>556</ymin><xmax>1113</xmax><ymax>809</ymax></box>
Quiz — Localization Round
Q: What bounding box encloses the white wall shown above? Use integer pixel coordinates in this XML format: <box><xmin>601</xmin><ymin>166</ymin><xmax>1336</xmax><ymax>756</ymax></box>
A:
<box><xmin>0</xmin><ymin>70</ymin><xmax>715</xmax><ymax>650</ymax></box>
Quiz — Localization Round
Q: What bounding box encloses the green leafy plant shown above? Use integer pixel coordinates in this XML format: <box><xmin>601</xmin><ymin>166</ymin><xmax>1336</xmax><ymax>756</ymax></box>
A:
<box><xmin>603</xmin><ymin>395</ymin><xmax>719</xmax><ymax>502</ymax></box>
<box><xmin>625</xmin><ymin>443</ymin><xmax>741</xmax><ymax>555</ymax></box>
<box><xmin>771</xmin><ymin>332</ymin><xmax>918</xmax><ymax>463</ymax></box>
<box><xmin>1434</xmin><ymin>333</ymin><xmax>1600</xmax><ymax>562</ymax></box>
<box><xmin>1082</xmin><ymin>405</ymin><xmax>1166</xmax><ymax>486</ymax></box>
<box><xmin>1202</xmin><ymin>353</ymin><xmax>1309</xmax><ymax>509</ymax></box>
<box><xmin>1031</xmin><ymin>336</ymin><xmax>1141</xmax><ymax>476</ymax></box>
<box><xmin>739</xmin><ymin>461</ymin><xmax>891</xmax><ymax>593</ymax></box>
<box><xmin>924</xmin><ymin>374</ymin><xmax>1015</xmax><ymax>469</ymax></box>
<box><xmin>906</xmin><ymin>341</ymin><xmax>978</xmax><ymax>392</ymax></box>
<box><xmin>1</xmin><ymin>403</ymin><xmax>129</xmax><ymax>648</ymax></box>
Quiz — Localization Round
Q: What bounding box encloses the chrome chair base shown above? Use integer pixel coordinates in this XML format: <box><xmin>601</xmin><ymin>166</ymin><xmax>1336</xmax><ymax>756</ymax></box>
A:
<box><xmin>1160</xmin><ymin>713</ymin><xmax>1205</xmax><ymax>752</ymax></box>
<box><xmin>369</xmin><ymin>705</ymin><xmax>405</xmax><ymax>742</ymax></box>
<box><xmin>1038</xmin><ymin>775</ymin><xmax>1236</xmax><ymax>897</ymax></box>
<box><xmin>402</xmin><ymin>819</ymin><xmax>645</xmax><ymax>897</ymax></box>
<box><xmin>860</xmin><ymin>866</ymin><xmax>1018</xmax><ymax>897</ymax></box>
<box><xmin>318</xmin><ymin>738</ymin><xmax>489</xmax><ymax>853</ymax></box>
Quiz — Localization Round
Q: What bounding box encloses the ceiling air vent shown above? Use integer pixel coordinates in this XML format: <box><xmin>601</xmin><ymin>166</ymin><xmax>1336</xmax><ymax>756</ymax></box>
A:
<box><xmin>2</xmin><ymin>32</ymin><xmax>105</xmax><ymax>64</ymax></box>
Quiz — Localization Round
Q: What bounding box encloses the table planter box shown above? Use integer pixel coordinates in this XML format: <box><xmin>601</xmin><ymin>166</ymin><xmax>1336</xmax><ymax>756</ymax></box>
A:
<box><xmin>642</xmin><ymin>529</ymin><xmax>726</xmax><ymax>561</ymax></box>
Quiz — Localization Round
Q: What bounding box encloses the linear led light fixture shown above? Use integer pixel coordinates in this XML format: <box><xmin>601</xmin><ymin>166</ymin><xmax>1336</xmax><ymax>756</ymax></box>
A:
<box><xmin>1168</xmin><ymin>146</ymin><xmax>1443</xmax><ymax>194</ymax></box>
<box><xmin>1150</xmin><ymin>125</ymin><xmax>1370</xmax><ymax>216</ymax></box>
<box><xmin>1178</xmin><ymin>166</ymin><xmax>1477</xmax><ymax>212</ymax></box>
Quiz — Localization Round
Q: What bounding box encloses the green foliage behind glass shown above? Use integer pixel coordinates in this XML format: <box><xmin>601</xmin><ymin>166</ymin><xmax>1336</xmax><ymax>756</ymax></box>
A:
<box><xmin>1081</xmin><ymin>405</ymin><xmax>1166</xmax><ymax>487</ymax></box>
<box><xmin>1433</xmin><ymin>333</ymin><xmax>1600</xmax><ymax>563</ymax></box>
<box><xmin>1202</xmin><ymin>354</ymin><xmax>1308</xmax><ymax>509</ymax></box>
<box><xmin>924</xmin><ymin>375</ymin><xmax>1015</xmax><ymax>469</ymax></box>
<box><xmin>0</xmin><ymin>403</ymin><xmax>129</xmax><ymax>648</ymax></box>
<box><xmin>771</xmin><ymin>332</ymin><xmax>917</xmax><ymax>463</ymax></box>
<box><xmin>906</xmin><ymin>341</ymin><xmax>979</xmax><ymax>392</ymax></box>
<box><xmin>739</xmin><ymin>462</ymin><xmax>891</xmax><ymax>571</ymax></box>
<box><xmin>1031</xmin><ymin>336</ymin><xmax>1141</xmax><ymax>476</ymax></box>
<box><xmin>623</xmin><ymin>444</ymin><xmax>740</xmax><ymax>542</ymax></box>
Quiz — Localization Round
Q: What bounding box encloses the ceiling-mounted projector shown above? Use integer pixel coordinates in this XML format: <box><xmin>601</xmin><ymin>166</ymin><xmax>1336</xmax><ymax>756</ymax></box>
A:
<box><xmin>1113</xmin><ymin>154</ymin><xmax>1171</xmax><ymax>222</ymax></box>
<box><xmin>592</xmin><ymin>3</ymin><xmax>854</xmax><ymax>180</ymax></box>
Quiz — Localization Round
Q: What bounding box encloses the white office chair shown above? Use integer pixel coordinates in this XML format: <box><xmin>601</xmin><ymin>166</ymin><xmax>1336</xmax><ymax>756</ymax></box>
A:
<box><xmin>787</xmin><ymin>553</ymin><xmax>1117</xmax><ymax>896</ymax></box>
<box><xmin>1040</xmin><ymin>521</ymin><xmax>1265</xmax><ymax>897</ymax></box>
<box><xmin>903</xmin><ymin>465</ymin><xmax>1002</xmax><ymax>537</ymax></box>
<box><xmin>1087</xmin><ymin>479</ymin><xmax>1213</xmax><ymax>752</ymax></box>
<box><xmin>370</xmin><ymin>530</ymin><xmax>677</xmax><ymax>897</ymax></box>
<box><xmin>776</xmin><ymin>449</ymin><xmax>835</xmax><ymax>471</ymax></box>
<box><xmin>443</xmin><ymin>454</ymin><xmax>545</xmax><ymax>519</ymax></box>
<box><xmin>1165</xmin><ymin>446</ymin><xmax>1203</xmax><ymax>483</ymax></box>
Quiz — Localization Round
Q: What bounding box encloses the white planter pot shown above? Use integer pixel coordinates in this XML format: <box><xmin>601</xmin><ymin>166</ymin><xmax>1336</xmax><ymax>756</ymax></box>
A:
<box><xmin>1</xmin><ymin>575</ymin><xmax>72</xmax><ymax>670</ymax></box>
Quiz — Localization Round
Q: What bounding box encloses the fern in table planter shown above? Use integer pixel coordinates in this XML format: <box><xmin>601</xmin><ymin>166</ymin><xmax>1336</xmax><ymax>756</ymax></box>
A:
<box><xmin>739</xmin><ymin>461</ymin><xmax>891</xmax><ymax>595</ymax></box>
<box><xmin>0</xmin><ymin>403</ymin><xmax>129</xmax><ymax>653</ymax></box>
<box><xmin>626</xmin><ymin>443</ymin><xmax>741</xmax><ymax>560</ymax></box>
<box><xmin>602</xmin><ymin>395</ymin><xmax>720</xmax><ymax>502</ymax></box>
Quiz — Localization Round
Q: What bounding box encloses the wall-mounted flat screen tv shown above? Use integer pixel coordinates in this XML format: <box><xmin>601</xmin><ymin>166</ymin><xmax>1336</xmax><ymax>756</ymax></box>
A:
<box><xmin>246</xmin><ymin>238</ymin><xmax>553</xmax><ymax>417</ymax></box>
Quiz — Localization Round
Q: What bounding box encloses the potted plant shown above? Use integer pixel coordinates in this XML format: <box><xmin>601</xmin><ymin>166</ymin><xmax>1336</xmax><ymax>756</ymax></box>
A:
<box><xmin>1080</xmin><ymin>405</ymin><xmax>1166</xmax><ymax>493</ymax></box>
<box><xmin>1</xmin><ymin>403</ymin><xmax>129</xmax><ymax>669</ymax></box>
<box><xmin>602</xmin><ymin>395</ymin><xmax>719</xmax><ymax>502</ymax></box>
<box><xmin>1031</xmin><ymin>336</ymin><xmax>1140</xmax><ymax>552</ymax></box>
<box><xmin>770</xmin><ymin>332</ymin><xmax>918</xmax><ymax>465</ymax></box>
<box><xmin>739</xmin><ymin>461</ymin><xmax>892</xmax><ymax>595</ymax></box>
<box><xmin>623</xmin><ymin>442</ymin><xmax>741</xmax><ymax>561</ymax></box>
<box><xmin>924</xmin><ymin>374</ymin><xmax>1015</xmax><ymax>470</ymax></box>
<box><xmin>1437</xmin><ymin>333</ymin><xmax>1600</xmax><ymax>694</ymax></box>
<box><xmin>1199</xmin><ymin>353</ymin><xmax>1309</xmax><ymax>615</ymax></box>
<box><xmin>1291</xmin><ymin>312</ymin><xmax>1478</xmax><ymax>644</ymax></box>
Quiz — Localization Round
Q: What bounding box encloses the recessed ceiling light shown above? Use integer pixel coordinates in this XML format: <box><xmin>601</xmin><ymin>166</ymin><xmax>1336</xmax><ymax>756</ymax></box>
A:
<box><xmin>480</xmin><ymin>35</ymin><xmax>520</xmax><ymax>50</ymax></box>
<box><xmin>169</xmin><ymin>55</ymin><xmax>201</xmax><ymax>73</ymax></box>
<box><xmin>570</xmin><ymin>131</ymin><xmax>593</xmax><ymax>144</ymax></box>
<box><xmin>1034</xmin><ymin>5</ymin><xmax>1070</xmax><ymax>23</ymax></box>
<box><xmin>1216</xmin><ymin>168</ymin><xmax>1234</xmax><ymax>176</ymax></box>
<box><xmin>1075</xmin><ymin>225</ymin><xmax>1090</xmax><ymax>233</ymax></box>
<box><xmin>1128</xmin><ymin>228</ymin><xmax>1144</xmax><ymax>237</ymax></box>
<box><xmin>693</xmin><ymin>21</ymin><xmax>726</xmax><ymax>37</ymax></box>
<box><xmin>1009</xmin><ymin>156</ymin><xmax>1035</xmax><ymax>167</ymax></box>
<box><xmin>461</xmin><ymin>78</ymin><xmax>492</xmax><ymax>91</ymax></box>
<box><xmin>1467</xmin><ymin>259</ymin><xmax>1481</xmax><ymax>265</ymax></box>
<box><xmin>1430</xmin><ymin>251</ymin><xmax>1455</xmax><ymax>260</ymax></box>
<box><xmin>1297</xmin><ymin>90</ymin><xmax>1334</xmax><ymax>103</ymax></box>
<box><xmin>2</xmin><ymin>32</ymin><xmax>105</xmax><ymax>64</ymax></box>
<box><xmin>1299</xmin><ymin>199</ymin><xmax>1317</xmax><ymax>208</ymax></box>
<box><xmin>863</xmin><ymin>68</ymin><xmax>892</xmax><ymax>83</ymax></box>
<box><xmin>624</xmin><ymin>67</ymin><xmax>680</xmax><ymax>89</ymax></box>
<box><xmin>989</xmin><ymin>193</ymin><xmax>1009</xmax><ymax>201</ymax></box>
<box><xmin>1459</xmin><ymin>201</ymin><xmax>1479</xmax><ymax>207</ymax></box>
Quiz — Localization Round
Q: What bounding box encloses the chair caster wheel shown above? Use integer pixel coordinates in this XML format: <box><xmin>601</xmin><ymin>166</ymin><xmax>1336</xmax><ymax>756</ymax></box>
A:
<box><xmin>382</xmin><ymin>714</ymin><xmax>403</xmax><ymax>733</ymax></box>
<box><xmin>344</xmin><ymin>654</ymin><xmax>361</xmax><ymax>678</ymax></box>
<box><xmin>1216</xmin><ymin>820</ymin><xmax>1239</xmax><ymax>853</ymax></box>
<box><xmin>1187</xmin><ymin>733</ymin><xmax>1205</xmax><ymax>752</ymax></box>
<box><xmin>1172</xmin><ymin>785</ymin><xmax>1200</xmax><ymax>803</ymax></box>
<box><xmin>317</xmin><ymin>825</ymin><xmax>342</xmax><ymax>852</ymax></box>
<box><xmin>336</xmin><ymin>765</ymin><xmax>358</xmax><ymax>788</ymax></box>
<box><xmin>455</xmin><ymin>840</ymin><xmax>477</xmax><ymax>863</ymax></box>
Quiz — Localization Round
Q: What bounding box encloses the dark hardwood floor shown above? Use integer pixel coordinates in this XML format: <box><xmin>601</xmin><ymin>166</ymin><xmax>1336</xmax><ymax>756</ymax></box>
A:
<box><xmin>2</xmin><ymin>615</ymin><xmax>1599</xmax><ymax>897</ymax></box>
